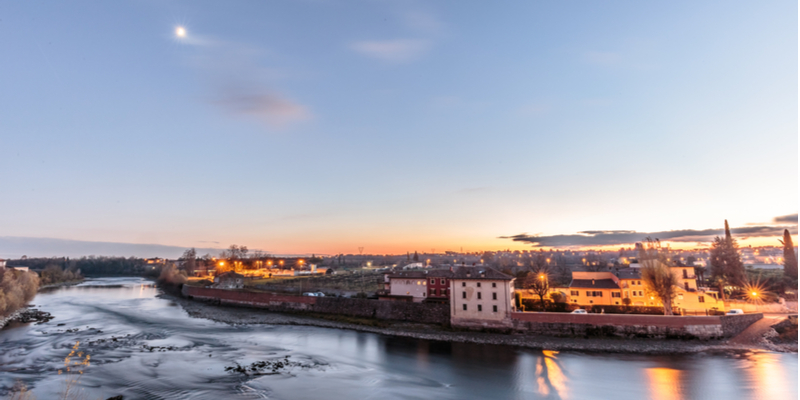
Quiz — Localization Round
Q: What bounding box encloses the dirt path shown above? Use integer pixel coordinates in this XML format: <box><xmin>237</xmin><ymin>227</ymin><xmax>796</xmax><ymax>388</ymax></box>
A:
<box><xmin>727</xmin><ymin>317</ymin><xmax>783</xmax><ymax>345</ymax></box>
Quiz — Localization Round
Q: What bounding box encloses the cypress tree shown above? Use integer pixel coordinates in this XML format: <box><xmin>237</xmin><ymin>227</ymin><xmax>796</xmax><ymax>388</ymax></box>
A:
<box><xmin>780</xmin><ymin>229</ymin><xmax>798</xmax><ymax>280</ymax></box>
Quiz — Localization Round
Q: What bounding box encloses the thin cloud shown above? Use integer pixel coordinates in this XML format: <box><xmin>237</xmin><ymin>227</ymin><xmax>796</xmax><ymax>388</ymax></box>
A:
<box><xmin>179</xmin><ymin>31</ymin><xmax>311</xmax><ymax>128</ymax></box>
<box><xmin>501</xmin><ymin>225</ymin><xmax>798</xmax><ymax>248</ymax></box>
<box><xmin>774</xmin><ymin>214</ymin><xmax>798</xmax><ymax>224</ymax></box>
<box><xmin>350</xmin><ymin>39</ymin><xmax>431</xmax><ymax>63</ymax></box>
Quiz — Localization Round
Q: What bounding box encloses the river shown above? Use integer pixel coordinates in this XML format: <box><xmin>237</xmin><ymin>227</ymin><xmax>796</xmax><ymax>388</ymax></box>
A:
<box><xmin>0</xmin><ymin>277</ymin><xmax>796</xmax><ymax>399</ymax></box>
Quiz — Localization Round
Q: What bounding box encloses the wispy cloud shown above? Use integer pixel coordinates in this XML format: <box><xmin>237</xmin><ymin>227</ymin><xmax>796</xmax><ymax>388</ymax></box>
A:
<box><xmin>350</xmin><ymin>39</ymin><xmax>432</xmax><ymax>63</ymax></box>
<box><xmin>774</xmin><ymin>214</ymin><xmax>798</xmax><ymax>224</ymax></box>
<box><xmin>501</xmin><ymin>221</ymin><xmax>798</xmax><ymax>248</ymax></box>
<box><xmin>178</xmin><ymin>31</ymin><xmax>311</xmax><ymax>128</ymax></box>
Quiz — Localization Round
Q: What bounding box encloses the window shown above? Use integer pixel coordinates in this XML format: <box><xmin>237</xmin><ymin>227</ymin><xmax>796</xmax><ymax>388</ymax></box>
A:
<box><xmin>586</xmin><ymin>291</ymin><xmax>591</xmax><ymax>297</ymax></box>
<box><xmin>478</xmin><ymin>305</ymin><xmax>482</xmax><ymax>312</ymax></box>
<box><xmin>624</xmin><ymin>290</ymin><xmax>629</xmax><ymax>298</ymax></box>
<box><xmin>570</xmin><ymin>290</ymin><xmax>579</xmax><ymax>296</ymax></box>
<box><xmin>637</xmin><ymin>281</ymin><xmax>641</xmax><ymax>285</ymax></box>
<box><xmin>683</xmin><ymin>269</ymin><xmax>688</xmax><ymax>279</ymax></box>
<box><xmin>434</xmin><ymin>289</ymin><xmax>439</xmax><ymax>296</ymax></box>
<box><xmin>477</xmin><ymin>282</ymin><xmax>481</xmax><ymax>288</ymax></box>
<box><xmin>463</xmin><ymin>304</ymin><xmax>467</xmax><ymax>311</ymax></box>
<box><xmin>462</xmin><ymin>282</ymin><xmax>466</xmax><ymax>287</ymax></box>
<box><xmin>698</xmin><ymin>296</ymin><xmax>705</xmax><ymax>303</ymax></box>
<box><xmin>492</xmin><ymin>282</ymin><xmax>496</xmax><ymax>288</ymax></box>
<box><xmin>423</xmin><ymin>292</ymin><xmax>426</xmax><ymax>297</ymax></box>
<box><xmin>493</xmin><ymin>305</ymin><xmax>498</xmax><ymax>312</ymax></box>
<box><xmin>430</xmin><ymin>279</ymin><xmax>435</xmax><ymax>284</ymax></box>
<box><xmin>441</xmin><ymin>279</ymin><xmax>445</xmax><ymax>285</ymax></box>
<box><xmin>684</xmin><ymin>282</ymin><xmax>689</xmax><ymax>291</ymax></box>
<box><xmin>492</xmin><ymin>292</ymin><xmax>497</xmax><ymax>300</ymax></box>
<box><xmin>477</xmin><ymin>292</ymin><xmax>482</xmax><ymax>300</ymax></box>
<box><xmin>612</xmin><ymin>292</ymin><xmax>621</xmax><ymax>298</ymax></box>
<box><xmin>462</xmin><ymin>292</ymin><xmax>466</xmax><ymax>299</ymax></box>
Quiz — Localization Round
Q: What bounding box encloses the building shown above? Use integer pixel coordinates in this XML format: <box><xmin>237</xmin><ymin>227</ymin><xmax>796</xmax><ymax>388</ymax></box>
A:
<box><xmin>0</xmin><ymin>259</ymin><xmax>5</xmax><ymax>268</ymax></box>
<box><xmin>567</xmin><ymin>271</ymin><xmax>622</xmax><ymax>306</ymax></box>
<box><xmin>382</xmin><ymin>271</ymin><xmax>431</xmax><ymax>302</ymax></box>
<box><xmin>565</xmin><ymin>265</ymin><xmax>725</xmax><ymax>313</ymax></box>
<box><xmin>213</xmin><ymin>271</ymin><xmax>245</xmax><ymax>289</ymax></box>
<box><xmin>426</xmin><ymin>270</ymin><xmax>454</xmax><ymax>301</ymax></box>
<box><xmin>449</xmin><ymin>266</ymin><xmax>516</xmax><ymax>329</ymax></box>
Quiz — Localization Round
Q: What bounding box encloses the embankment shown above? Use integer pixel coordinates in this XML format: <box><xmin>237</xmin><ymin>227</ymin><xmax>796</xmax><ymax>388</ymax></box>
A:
<box><xmin>182</xmin><ymin>285</ymin><xmax>449</xmax><ymax>325</ymax></box>
<box><xmin>510</xmin><ymin>312</ymin><xmax>763</xmax><ymax>340</ymax></box>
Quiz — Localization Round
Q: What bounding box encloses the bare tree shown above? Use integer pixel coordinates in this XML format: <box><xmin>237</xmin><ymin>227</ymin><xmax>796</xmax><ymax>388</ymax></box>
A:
<box><xmin>524</xmin><ymin>265</ymin><xmax>551</xmax><ymax>311</ymax></box>
<box><xmin>638</xmin><ymin>238</ymin><xmax>679</xmax><ymax>315</ymax></box>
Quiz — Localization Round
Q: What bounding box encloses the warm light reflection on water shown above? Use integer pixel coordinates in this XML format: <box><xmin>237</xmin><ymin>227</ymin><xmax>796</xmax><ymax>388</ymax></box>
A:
<box><xmin>742</xmin><ymin>352</ymin><xmax>794</xmax><ymax>400</ymax></box>
<box><xmin>646</xmin><ymin>367</ymin><xmax>683</xmax><ymax>400</ymax></box>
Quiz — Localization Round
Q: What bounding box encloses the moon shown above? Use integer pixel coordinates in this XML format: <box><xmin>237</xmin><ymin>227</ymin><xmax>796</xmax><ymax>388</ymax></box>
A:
<box><xmin>175</xmin><ymin>26</ymin><xmax>186</xmax><ymax>38</ymax></box>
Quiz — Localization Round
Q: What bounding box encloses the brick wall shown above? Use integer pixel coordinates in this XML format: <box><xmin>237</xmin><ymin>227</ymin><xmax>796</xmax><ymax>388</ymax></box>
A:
<box><xmin>510</xmin><ymin>312</ymin><xmax>762</xmax><ymax>339</ymax></box>
<box><xmin>182</xmin><ymin>285</ymin><xmax>449</xmax><ymax>325</ymax></box>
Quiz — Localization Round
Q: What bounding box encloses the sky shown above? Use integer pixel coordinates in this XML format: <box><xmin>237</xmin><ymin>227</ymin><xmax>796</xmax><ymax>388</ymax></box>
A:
<box><xmin>0</xmin><ymin>1</ymin><xmax>797</xmax><ymax>258</ymax></box>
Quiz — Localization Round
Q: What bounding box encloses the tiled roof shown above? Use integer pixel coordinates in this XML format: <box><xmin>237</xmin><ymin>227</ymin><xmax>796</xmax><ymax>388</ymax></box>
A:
<box><xmin>616</xmin><ymin>268</ymin><xmax>641</xmax><ymax>280</ymax></box>
<box><xmin>451</xmin><ymin>266</ymin><xmax>514</xmax><ymax>280</ymax></box>
<box><xmin>569</xmin><ymin>279</ymin><xmax>620</xmax><ymax>289</ymax></box>
<box><xmin>388</xmin><ymin>269</ymin><xmax>454</xmax><ymax>279</ymax></box>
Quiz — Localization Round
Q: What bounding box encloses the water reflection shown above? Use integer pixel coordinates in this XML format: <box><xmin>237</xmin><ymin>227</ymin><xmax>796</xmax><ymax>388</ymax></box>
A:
<box><xmin>646</xmin><ymin>367</ymin><xmax>683</xmax><ymax>400</ymax></box>
<box><xmin>1</xmin><ymin>278</ymin><xmax>797</xmax><ymax>400</ymax></box>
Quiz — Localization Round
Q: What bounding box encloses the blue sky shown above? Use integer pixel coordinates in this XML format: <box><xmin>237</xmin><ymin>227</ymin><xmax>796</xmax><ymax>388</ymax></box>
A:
<box><xmin>0</xmin><ymin>1</ymin><xmax>796</xmax><ymax>257</ymax></box>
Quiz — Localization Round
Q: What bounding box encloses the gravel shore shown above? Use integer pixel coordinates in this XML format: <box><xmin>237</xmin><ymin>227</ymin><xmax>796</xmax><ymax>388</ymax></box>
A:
<box><xmin>163</xmin><ymin>293</ymin><xmax>790</xmax><ymax>355</ymax></box>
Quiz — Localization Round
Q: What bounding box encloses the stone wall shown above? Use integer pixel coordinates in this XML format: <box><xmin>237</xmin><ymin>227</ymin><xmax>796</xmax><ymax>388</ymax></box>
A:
<box><xmin>510</xmin><ymin>312</ymin><xmax>762</xmax><ymax>339</ymax></box>
<box><xmin>182</xmin><ymin>285</ymin><xmax>449</xmax><ymax>325</ymax></box>
<box><xmin>719</xmin><ymin>313</ymin><xmax>764</xmax><ymax>337</ymax></box>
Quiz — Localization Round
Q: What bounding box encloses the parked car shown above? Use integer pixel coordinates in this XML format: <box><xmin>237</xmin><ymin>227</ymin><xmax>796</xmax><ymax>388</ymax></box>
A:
<box><xmin>303</xmin><ymin>292</ymin><xmax>326</xmax><ymax>297</ymax></box>
<box><xmin>571</xmin><ymin>309</ymin><xmax>587</xmax><ymax>314</ymax></box>
<box><xmin>726</xmin><ymin>309</ymin><xmax>744</xmax><ymax>315</ymax></box>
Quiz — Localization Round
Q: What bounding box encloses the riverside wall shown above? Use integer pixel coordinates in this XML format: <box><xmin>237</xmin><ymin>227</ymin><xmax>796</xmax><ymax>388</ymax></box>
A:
<box><xmin>510</xmin><ymin>312</ymin><xmax>763</xmax><ymax>339</ymax></box>
<box><xmin>181</xmin><ymin>285</ymin><xmax>449</xmax><ymax>325</ymax></box>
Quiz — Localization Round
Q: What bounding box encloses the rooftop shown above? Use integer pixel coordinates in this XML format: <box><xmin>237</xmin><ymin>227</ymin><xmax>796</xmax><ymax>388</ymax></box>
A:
<box><xmin>452</xmin><ymin>266</ymin><xmax>514</xmax><ymax>281</ymax></box>
<box><xmin>569</xmin><ymin>279</ymin><xmax>620</xmax><ymax>289</ymax></box>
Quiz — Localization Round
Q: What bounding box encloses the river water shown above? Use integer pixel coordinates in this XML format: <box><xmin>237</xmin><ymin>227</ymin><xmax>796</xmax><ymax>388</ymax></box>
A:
<box><xmin>0</xmin><ymin>278</ymin><xmax>796</xmax><ymax>400</ymax></box>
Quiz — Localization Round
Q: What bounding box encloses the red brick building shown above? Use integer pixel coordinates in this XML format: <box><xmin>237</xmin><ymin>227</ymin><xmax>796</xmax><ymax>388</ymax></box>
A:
<box><xmin>426</xmin><ymin>270</ymin><xmax>454</xmax><ymax>301</ymax></box>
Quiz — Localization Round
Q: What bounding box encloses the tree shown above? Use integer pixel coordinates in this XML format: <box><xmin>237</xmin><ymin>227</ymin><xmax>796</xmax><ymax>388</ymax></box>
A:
<box><xmin>709</xmin><ymin>220</ymin><xmax>745</xmax><ymax>296</ymax></box>
<box><xmin>524</xmin><ymin>265</ymin><xmax>551</xmax><ymax>311</ymax></box>
<box><xmin>181</xmin><ymin>248</ymin><xmax>197</xmax><ymax>274</ymax></box>
<box><xmin>638</xmin><ymin>238</ymin><xmax>679</xmax><ymax>315</ymax></box>
<box><xmin>780</xmin><ymin>229</ymin><xmax>798</xmax><ymax>281</ymax></box>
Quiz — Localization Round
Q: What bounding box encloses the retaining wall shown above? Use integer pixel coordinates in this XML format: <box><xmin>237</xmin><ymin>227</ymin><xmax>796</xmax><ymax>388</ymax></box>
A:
<box><xmin>510</xmin><ymin>312</ymin><xmax>762</xmax><ymax>339</ymax></box>
<box><xmin>182</xmin><ymin>285</ymin><xmax>449</xmax><ymax>325</ymax></box>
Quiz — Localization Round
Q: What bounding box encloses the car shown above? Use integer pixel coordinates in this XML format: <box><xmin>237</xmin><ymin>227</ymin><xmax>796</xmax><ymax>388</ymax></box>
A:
<box><xmin>571</xmin><ymin>309</ymin><xmax>587</xmax><ymax>314</ymax></box>
<box><xmin>726</xmin><ymin>309</ymin><xmax>744</xmax><ymax>315</ymax></box>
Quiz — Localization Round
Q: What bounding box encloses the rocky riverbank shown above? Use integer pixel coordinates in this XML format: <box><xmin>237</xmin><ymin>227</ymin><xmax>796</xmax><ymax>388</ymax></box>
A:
<box><xmin>164</xmin><ymin>292</ymin><xmax>792</xmax><ymax>355</ymax></box>
<box><xmin>0</xmin><ymin>308</ymin><xmax>54</xmax><ymax>329</ymax></box>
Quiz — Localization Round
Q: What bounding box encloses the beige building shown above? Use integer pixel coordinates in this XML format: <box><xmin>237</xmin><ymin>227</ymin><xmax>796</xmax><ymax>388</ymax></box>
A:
<box><xmin>566</xmin><ymin>271</ymin><xmax>623</xmax><ymax>306</ymax></box>
<box><xmin>449</xmin><ymin>266</ymin><xmax>516</xmax><ymax>329</ymax></box>
<box><xmin>617</xmin><ymin>265</ymin><xmax>724</xmax><ymax>313</ymax></box>
<box><xmin>385</xmin><ymin>271</ymin><xmax>430</xmax><ymax>302</ymax></box>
